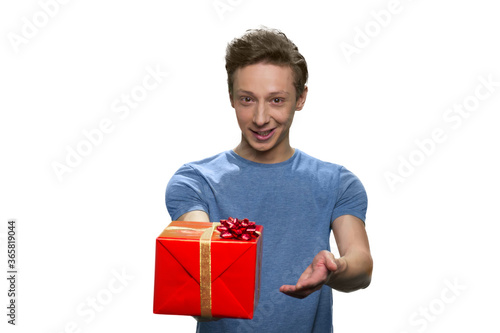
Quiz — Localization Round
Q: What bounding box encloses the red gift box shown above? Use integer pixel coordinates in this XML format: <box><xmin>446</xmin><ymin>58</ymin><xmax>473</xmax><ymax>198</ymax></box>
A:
<box><xmin>153</xmin><ymin>220</ymin><xmax>263</xmax><ymax>319</ymax></box>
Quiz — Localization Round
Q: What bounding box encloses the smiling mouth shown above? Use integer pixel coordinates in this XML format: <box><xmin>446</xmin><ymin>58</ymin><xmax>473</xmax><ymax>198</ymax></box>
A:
<box><xmin>251</xmin><ymin>128</ymin><xmax>276</xmax><ymax>140</ymax></box>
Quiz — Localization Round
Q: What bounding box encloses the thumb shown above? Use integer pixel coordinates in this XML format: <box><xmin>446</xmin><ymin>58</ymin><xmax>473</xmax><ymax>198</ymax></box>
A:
<box><xmin>325</xmin><ymin>252</ymin><xmax>339</xmax><ymax>272</ymax></box>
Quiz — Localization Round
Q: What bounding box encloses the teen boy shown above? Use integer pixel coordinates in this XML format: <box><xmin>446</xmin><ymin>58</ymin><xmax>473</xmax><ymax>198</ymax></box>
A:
<box><xmin>165</xmin><ymin>27</ymin><xmax>373</xmax><ymax>333</ymax></box>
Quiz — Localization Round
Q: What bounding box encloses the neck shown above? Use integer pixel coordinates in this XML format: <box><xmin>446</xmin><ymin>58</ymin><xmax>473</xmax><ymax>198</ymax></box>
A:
<box><xmin>233</xmin><ymin>137</ymin><xmax>295</xmax><ymax>164</ymax></box>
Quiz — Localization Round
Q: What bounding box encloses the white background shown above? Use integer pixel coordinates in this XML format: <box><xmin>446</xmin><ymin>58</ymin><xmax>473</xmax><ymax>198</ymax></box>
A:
<box><xmin>1</xmin><ymin>0</ymin><xmax>499</xmax><ymax>332</ymax></box>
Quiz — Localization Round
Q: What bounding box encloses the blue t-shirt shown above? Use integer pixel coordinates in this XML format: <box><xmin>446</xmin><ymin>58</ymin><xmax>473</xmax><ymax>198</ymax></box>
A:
<box><xmin>165</xmin><ymin>149</ymin><xmax>367</xmax><ymax>333</ymax></box>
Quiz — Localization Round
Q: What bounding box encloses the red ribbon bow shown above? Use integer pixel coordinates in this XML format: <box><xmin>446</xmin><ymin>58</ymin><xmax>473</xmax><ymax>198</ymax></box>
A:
<box><xmin>217</xmin><ymin>217</ymin><xmax>259</xmax><ymax>241</ymax></box>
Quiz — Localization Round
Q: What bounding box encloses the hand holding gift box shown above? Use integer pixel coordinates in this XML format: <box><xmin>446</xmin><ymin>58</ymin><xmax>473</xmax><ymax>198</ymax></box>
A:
<box><xmin>153</xmin><ymin>218</ymin><xmax>263</xmax><ymax>319</ymax></box>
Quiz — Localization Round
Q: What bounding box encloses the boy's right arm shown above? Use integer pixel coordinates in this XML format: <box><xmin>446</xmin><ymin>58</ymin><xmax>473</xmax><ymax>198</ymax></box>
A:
<box><xmin>177</xmin><ymin>210</ymin><xmax>210</xmax><ymax>222</ymax></box>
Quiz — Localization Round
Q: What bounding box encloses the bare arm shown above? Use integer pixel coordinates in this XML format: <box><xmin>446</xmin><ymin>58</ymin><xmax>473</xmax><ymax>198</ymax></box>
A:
<box><xmin>280</xmin><ymin>215</ymin><xmax>372</xmax><ymax>298</ymax></box>
<box><xmin>326</xmin><ymin>214</ymin><xmax>373</xmax><ymax>292</ymax></box>
<box><xmin>177</xmin><ymin>210</ymin><xmax>210</xmax><ymax>222</ymax></box>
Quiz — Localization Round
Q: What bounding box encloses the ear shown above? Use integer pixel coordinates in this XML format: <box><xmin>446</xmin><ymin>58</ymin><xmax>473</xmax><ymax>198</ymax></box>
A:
<box><xmin>295</xmin><ymin>85</ymin><xmax>308</xmax><ymax>111</ymax></box>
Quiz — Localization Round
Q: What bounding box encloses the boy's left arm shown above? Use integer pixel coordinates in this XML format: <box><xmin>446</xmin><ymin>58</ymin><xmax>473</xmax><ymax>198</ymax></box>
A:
<box><xmin>280</xmin><ymin>214</ymin><xmax>373</xmax><ymax>298</ymax></box>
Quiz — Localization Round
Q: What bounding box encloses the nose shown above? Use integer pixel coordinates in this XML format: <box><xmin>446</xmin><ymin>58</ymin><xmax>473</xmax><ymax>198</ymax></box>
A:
<box><xmin>253</xmin><ymin>102</ymin><xmax>270</xmax><ymax>127</ymax></box>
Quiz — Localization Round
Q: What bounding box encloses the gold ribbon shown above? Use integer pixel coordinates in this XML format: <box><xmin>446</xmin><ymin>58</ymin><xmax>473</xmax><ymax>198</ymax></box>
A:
<box><xmin>164</xmin><ymin>222</ymin><xmax>220</xmax><ymax>317</ymax></box>
<box><xmin>199</xmin><ymin>222</ymin><xmax>219</xmax><ymax>317</ymax></box>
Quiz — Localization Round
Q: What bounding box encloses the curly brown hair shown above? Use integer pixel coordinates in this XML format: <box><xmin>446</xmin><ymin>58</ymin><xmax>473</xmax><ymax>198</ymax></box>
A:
<box><xmin>225</xmin><ymin>27</ymin><xmax>308</xmax><ymax>100</ymax></box>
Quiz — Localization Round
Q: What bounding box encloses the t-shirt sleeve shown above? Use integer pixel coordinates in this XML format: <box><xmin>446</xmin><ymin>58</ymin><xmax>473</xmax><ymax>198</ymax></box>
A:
<box><xmin>331</xmin><ymin>166</ymin><xmax>368</xmax><ymax>224</ymax></box>
<box><xmin>165</xmin><ymin>164</ymin><xmax>209</xmax><ymax>221</ymax></box>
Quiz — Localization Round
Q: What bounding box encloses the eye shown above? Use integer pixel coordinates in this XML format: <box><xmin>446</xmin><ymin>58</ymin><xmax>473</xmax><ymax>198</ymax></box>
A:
<box><xmin>240</xmin><ymin>96</ymin><xmax>253</xmax><ymax>104</ymax></box>
<box><xmin>272</xmin><ymin>98</ymin><xmax>284</xmax><ymax>104</ymax></box>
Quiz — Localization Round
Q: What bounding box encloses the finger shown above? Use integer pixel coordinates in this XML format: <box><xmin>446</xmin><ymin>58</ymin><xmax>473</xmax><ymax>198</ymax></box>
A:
<box><xmin>280</xmin><ymin>284</ymin><xmax>319</xmax><ymax>299</ymax></box>
<box><xmin>280</xmin><ymin>280</ymin><xmax>324</xmax><ymax>298</ymax></box>
<box><xmin>295</xmin><ymin>278</ymin><xmax>323</xmax><ymax>291</ymax></box>
<box><xmin>325</xmin><ymin>255</ymin><xmax>338</xmax><ymax>272</ymax></box>
<box><xmin>279</xmin><ymin>284</ymin><xmax>296</xmax><ymax>293</ymax></box>
<box><xmin>299</xmin><ymin>265</ymin><xmax>330</xmax><ymax>289</ymax></box>
<box><xmin>279</xmin><ymin>285</ymin><xmax>308</xmax><ymax>299</ymax></box>
<box><xmin>317</xmin><ymin>251</ymin><xmax>338</xmax><ymax>272</ymax></box>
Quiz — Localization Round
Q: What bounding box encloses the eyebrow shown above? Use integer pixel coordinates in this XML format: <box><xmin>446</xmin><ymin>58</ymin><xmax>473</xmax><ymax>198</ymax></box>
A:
<box><xmin>236</xmin><ymin>90</ymin><xmax>290</xmax><ymax>97</ymax></box>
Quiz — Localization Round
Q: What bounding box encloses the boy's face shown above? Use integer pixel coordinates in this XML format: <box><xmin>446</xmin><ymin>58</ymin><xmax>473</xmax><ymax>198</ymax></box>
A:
<box><xmin>230</xmin><ymin>62</ymin><xmax>307</xmax><ymax>162</ymax></box>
